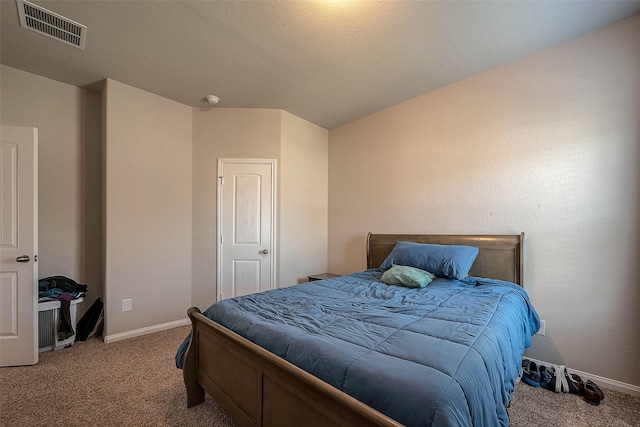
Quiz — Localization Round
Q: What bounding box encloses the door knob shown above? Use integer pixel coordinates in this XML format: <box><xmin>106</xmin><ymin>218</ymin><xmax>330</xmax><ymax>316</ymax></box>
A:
<box><xmin>261</xmin><ymin>249</ymin><xmax>269</xmax><ymax>255</ymax></box>
<box><xmin>16</xmin><ymin>255</ymin><xmax>30</xmax><ymax>263</ymax></box>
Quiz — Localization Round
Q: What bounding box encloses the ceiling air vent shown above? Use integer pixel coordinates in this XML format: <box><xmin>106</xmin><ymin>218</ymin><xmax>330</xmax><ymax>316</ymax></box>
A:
<box><xmin>16</xmin><ymin>0</ymin><xmax>87</xmax><ymax>50</ymax></box>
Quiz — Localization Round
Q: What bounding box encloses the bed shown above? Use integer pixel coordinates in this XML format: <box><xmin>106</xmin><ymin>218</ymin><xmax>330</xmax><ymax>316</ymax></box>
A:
<box><xmin>176</xmin><ymin>233</ymin><xmax>539</xmax><ymax>427</ymax></box>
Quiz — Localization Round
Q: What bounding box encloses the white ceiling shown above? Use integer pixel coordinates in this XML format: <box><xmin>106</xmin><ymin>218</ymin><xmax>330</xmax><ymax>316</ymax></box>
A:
<box><xmin>2</xmin><ymin>1</ymin><xmax>640</xmax><ymax>129</ymax></box>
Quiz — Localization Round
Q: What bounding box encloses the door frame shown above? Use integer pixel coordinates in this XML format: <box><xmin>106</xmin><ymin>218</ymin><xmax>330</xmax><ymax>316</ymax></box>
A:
<box><xmin>216</xmin><ymin>158</ymin><xmax>277</xmax><ymax>302</ymax></box>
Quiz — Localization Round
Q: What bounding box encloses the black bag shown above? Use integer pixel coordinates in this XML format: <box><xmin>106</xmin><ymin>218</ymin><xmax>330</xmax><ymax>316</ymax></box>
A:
<box><xmin>76</xmin><ymin>297</ymin><xmax>104</xmax><ymax>341</ymax></box>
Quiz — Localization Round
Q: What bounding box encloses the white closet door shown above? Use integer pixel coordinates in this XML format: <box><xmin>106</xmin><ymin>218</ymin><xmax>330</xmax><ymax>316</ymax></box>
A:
<box><xmin>218</xmin><ymin>159</ymin><xmax>275</xmax><ymax>300</ymax></box>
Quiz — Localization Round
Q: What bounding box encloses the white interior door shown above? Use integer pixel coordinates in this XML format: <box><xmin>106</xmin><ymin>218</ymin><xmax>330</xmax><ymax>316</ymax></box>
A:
<box><xmin>0</xmin><ymin>126</ymin><xmax>38</xmax><ymax>367</ymax></box>
<box><xmin>218</xmin><ymin>159</ymin><xmax>275</xmax><ymax>300</ymax></box>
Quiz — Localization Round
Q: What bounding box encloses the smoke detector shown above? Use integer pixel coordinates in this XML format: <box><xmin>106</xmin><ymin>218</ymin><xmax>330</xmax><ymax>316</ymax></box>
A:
<box><xmin>206</xmin><ymin>95</ymin><xmax>220</xmax><ymax>105</ymax></box>
<box><xmin>16</xmin><ymin>0</ymin><xmax>87</xmax><ymax>50</ymax></box>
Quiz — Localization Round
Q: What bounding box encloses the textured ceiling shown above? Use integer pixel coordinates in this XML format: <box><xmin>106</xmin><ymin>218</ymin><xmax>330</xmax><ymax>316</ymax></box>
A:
<box><xmin>2</xmin><ymin>1</ymin><xmax>640</xmax><ymax>129</ymax></box>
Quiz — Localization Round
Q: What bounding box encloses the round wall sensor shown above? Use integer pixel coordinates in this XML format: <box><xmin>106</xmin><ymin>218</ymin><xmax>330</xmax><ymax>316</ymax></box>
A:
<box><xmin>206</xmin><ymin>95</ymin><xmax>219</xmax><ymax>105</ymax></box>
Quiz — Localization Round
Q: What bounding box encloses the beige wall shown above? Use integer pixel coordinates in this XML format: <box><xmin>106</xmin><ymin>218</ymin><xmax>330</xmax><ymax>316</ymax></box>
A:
<box><xmin>328</xmin><ymin>16</ymin><xmax>640</xmax><ymax>387</ymax></box>
<box><xmin>280</xmin><ymin>111</ymin><xmax>329</xmax><ymax>285</ymax></box>
<box><xmin>191</xmin><ymin>108</ymin><xmax>281</xmax><ymax>308</ymax></box>
<box><xmin>0</xmin><ymin>65</ymin><xmax>103</xmax><ymax>311</ymax></box>
<box><xmin>103</xmin><ymin>79</ymin><xmax>192</xmax><ymax>337</ymax></box>
<box><xmin>191</xmin><ymin>108</ymin><xmax>330</xmax><ymax>308</ymax></box>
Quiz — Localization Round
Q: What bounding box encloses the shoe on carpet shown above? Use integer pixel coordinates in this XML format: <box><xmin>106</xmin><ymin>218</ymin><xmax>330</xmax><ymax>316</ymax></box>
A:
<box><xmin>583</xmin><ymin>380</ymin><xmax>604</xmax><ymax>405</ymax></box>
<box><xmin>522</xmin><ymin>359</ymin><xmax>541</xmax><ymax>387</ymax></box>
<box><xmin>545</xmin><ymin>364</ymin><xmax>567</xmax><ymax>393</ymax></box>
<box><xmin>538</xmin><ymin>365</ymin><xmax>553</xmax><ymax>389</ymax></box>
<box><xmin>566</xmin><ymin>372</ymin><xmax>585</xmax><ymax>395</ymax></box>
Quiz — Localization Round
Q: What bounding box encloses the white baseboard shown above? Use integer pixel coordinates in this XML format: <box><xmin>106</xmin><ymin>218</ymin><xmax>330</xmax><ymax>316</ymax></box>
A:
<box><xmin>523</xmin><ymin>356</ymin><xmax>640</xmax><ymax>397</ymax></box>
<box><xmin>104</xmin><ymin>318</ymin><xmax>191</xmax><ymax>344</ymax></box>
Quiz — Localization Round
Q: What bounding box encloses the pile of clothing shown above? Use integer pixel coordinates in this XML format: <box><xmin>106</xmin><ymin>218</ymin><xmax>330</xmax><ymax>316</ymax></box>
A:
<box><xmin>38</xmin><ymin>275</ymin><xmax>87</xmax><ymax>302</ymax></box>
<box><xmin>38</xmin><ymin>276</ymin><xmax>87</xmax><ymax>341</ymax></box>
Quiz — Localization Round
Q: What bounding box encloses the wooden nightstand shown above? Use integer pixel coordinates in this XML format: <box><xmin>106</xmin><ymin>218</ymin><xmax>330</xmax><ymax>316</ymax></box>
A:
<box><xmin>307</xmin><ymin>273</ymin><xmax>340</xmax><ymax>282</ymax></box>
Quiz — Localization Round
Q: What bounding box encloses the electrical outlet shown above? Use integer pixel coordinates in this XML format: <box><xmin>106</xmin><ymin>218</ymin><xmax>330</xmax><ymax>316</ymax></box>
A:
<box><xmin>122</xmin><ymin>299</ymin><xmax>132</xmax><ymax>312</ymax></box>
<box><xmin>537</xmin><ymin>319</ymin><xmax>545</xmax><ymax>336</ymax></box>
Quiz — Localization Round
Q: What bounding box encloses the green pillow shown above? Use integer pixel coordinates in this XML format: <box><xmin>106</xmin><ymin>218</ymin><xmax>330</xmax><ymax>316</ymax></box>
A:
<box><xmin>381</xmin><ymin>265</ymin><xmax>435</xmax><ymax>288</ymax></box>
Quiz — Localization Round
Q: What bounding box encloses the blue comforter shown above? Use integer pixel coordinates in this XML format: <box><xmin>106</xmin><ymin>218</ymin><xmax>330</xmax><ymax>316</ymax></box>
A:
<box><xmin>176</xmin><ymin>270</ymin><xmax>539</xmax><ymax>427</ymax></box>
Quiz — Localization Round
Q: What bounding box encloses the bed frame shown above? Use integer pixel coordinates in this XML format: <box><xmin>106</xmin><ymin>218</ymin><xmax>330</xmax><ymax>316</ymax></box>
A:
<box><xmin>183</xmin><ymin>233</ymin><xmax>524</xmax><ymax>427</ymax></box>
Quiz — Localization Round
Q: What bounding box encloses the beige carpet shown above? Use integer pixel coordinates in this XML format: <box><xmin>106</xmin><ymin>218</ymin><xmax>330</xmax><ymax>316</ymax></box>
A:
<box><xmin>510</xmin><ymin>378</ymin><xmax>640</xmax><ymax>427</ymax></box>
<box><xmin>1</xmin><ymin>325</ymin><xmax>638</xmax><ymax>426</ymax></box>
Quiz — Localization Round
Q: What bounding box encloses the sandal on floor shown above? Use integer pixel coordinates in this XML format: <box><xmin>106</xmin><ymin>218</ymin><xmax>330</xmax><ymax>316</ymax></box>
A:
<box><xmin>566</xmin><ymin>372</ymin><xmax>584</xmax><ymax>395</ymax></box>
<box><xmin>538</xmin><ymin>365</ymin><xmax>553</xmax><ymax>389</ymax></box>
<box><xmin>522</xmin><ymin>359</ymin><xmax>541</xmax><ymax>387</ymax></box>
<box><xmin>552</xmin><ymin>365</ymin><xmax>582</xmax><ymax>394</ymax></box>
<box><xmin>545</xmin><ymin>364</ymin><xmax>568</xmax><ymax>393</ymax></box>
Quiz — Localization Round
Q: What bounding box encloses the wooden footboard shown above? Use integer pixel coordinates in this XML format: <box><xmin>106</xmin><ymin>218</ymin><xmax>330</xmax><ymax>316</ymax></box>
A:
<box><xmin>183</xmin><ymin>307</ymin><xmax>402</xmax><ymax>427</ymax></box>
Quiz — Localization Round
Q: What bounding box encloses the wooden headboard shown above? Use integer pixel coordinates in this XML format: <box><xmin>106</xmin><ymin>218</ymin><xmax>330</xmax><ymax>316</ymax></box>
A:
<box><xmin>366</xmin><ymin>233</ymin><xmax>524</xmax><ymax>286</ymax></box>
